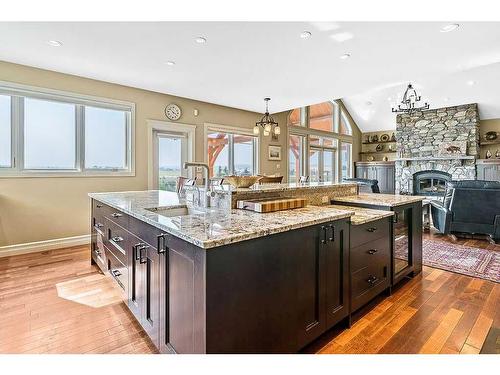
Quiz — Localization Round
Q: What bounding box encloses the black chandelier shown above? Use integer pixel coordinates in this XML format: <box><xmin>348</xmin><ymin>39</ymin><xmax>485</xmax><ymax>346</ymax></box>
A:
<box><xmin>392</xmin><ymin>83</ymin><xmax>430</xmax><ymax>114</ymax></box>
<box><xmin>254</xmin><ymin>98</ymin><xmax>280</xmax><ymax>136</ymax></box>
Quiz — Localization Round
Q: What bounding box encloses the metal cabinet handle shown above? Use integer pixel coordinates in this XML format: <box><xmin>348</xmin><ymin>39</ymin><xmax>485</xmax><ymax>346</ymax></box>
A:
<box><xmin>111</xmin><ymin>236</ymin><xmax>123</xmax><ymax>243</ymax></box>
<box><xmin>134</xmin><ymin>243</ymin><xmax>145</xmax><ymax>261</ymax></box>
<box><xmin>366</xmin><ymin>227</ymin><xmax>377</xmax><ymax>232</ymax></box>
<box><xmin>139</xmin><ymin>246</ymin><xmax>148</xmax><ymax>264</ymax></box>
<box><xmin>95</xmin><ymin>223</ymin><xmax>104</xmax><ymax>228</ymax></box>
<box><xmin>157</xmin><ymin>234</ymin><xmax>167</xmax><ymax>254</ymax></box>
<box><xmin>328</xmin><ymin>224</ymin><xmax>335</xmax><ymax>242</ymax></box>
<box><xmin>367</xmin><ymin>276</ymin><xmax>379</xmax><ymax>285</ymax></box>
<box><xmin>96</xmin><ymin>204</ymin><xmax>103</xmax><ymax>208</ymax></box>
<box><xmin>111</xmin><ymin>213</ymin><xmax>123</xmax><ymax>218</ymax></box>
<box><xmin>94</xmin><ymin>249</ymin><xmax>101</xmax><ymax>256</ymax></box>
<box><xmin>320</xmin><ymin>226</ymin><xmax>327</xmax><ymax>244</ymax></box>
<box><xmin>393</xmin><ymin>212</ymin><xmax>399</xmax><ymax>223</ymax></box>
<box><xmin>111</xmin><ymin>269</ymin><xmax>122</xmax><ymax>277</ymax></box>
<box><xmin>367</xmin><ymin>249</ymin><xmax>378</xmax><ymax>255</ymax></box>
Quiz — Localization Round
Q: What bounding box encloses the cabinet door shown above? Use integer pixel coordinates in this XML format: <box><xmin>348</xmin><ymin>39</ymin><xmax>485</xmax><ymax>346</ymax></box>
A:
<box><xmin>141</xmin><ymin>243</ymin><xmax>161</xmax><ymax>349</ymax></box>
<box><xmin>356</xmin><ymin>166</ymin><xmax>367</xmax><ymax>179</ymax></box>
<box><xmin>128</xmin><ymin>242</ymin><xmax>144</xmax><ymax>321</ymax></box>
<box><xmin>324</xmin><ymin>220</ymin><xmax>350</xmax><ymax>329</ymax></box>
<box><xmin>483</xmin><ymin>165</ymin><xmax>500</xmax><ymax>181</ymax></box>
<box><xmin>367</xmin><ymin>166</ymin><xmax>377</xmax><ymax>181</ymax></box>
<box><xmin>296</xmin><ymin>224</ymin><xmax>327</xmax><ymax>349</ymax></box>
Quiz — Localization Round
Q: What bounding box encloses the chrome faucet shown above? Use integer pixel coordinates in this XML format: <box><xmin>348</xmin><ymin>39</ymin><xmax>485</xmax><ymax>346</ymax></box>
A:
<box><xmin>183</xmin><ymin>162</ymin><xmax>211</xmax><ymax>208</ymax></box>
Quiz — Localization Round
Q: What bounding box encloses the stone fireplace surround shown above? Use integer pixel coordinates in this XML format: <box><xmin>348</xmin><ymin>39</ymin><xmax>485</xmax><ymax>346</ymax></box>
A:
<box><xmin>395</xmin><ymin>103</ymin><xmax>480</xmax><ymax>195</ymax></box>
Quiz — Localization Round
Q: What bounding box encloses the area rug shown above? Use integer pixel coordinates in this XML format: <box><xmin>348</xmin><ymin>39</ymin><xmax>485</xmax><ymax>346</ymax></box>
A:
<box><xmin>395</xmin><ymin>238</ymin><xmax>500</xmax><ymax>283</ymax></box>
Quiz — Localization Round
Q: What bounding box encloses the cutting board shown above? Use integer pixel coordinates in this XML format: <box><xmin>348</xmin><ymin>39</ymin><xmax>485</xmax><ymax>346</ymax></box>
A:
<box><xmin>236</xmin><ymin>197</ymin><xmax>307</xmax><ymax>213</ymax></box>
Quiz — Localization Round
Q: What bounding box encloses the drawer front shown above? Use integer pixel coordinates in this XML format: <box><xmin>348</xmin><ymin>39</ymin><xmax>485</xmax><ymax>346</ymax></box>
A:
<box><xmin>92</xmin><ymin>200</ymin><xmax>106</xmax><ymax>234</ymax></box>
<box><xmin>106</xmin><ymin>247</ymin><xmax>129</xmax><ymax>295</ymax></box>
<box><xmin>91</xmin><ymin>229</ymin><xmax>108</xmax><ymax>273</ymax></box>
<box><xmin>351</xmin><ymin>263</ymin><xmax>390</xmax><ymax>311</ymax></box>
<box><xmin>105</xmin><ymin>207</ymin><xmax>129</xmax><ymax>227</ymax></box>
<box><xmin>350</xmin><ymin>218</ymin><xmax>390</xmax><ymax>248</ymax></box>
<box><xmin>105</xmin><ymin>218</ymin><xmax>130</xmax><ymax>265</ymax></box>
<box><xmin>351</xmin><ymin>236</ymin><xmax>390</xmax><ymax>273</ymax></box>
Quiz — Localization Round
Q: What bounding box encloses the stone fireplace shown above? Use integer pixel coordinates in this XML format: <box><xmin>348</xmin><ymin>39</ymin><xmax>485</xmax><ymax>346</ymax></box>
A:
<box><xmin>395</xmin><ymin>103</ymin><xmax>480</xmax><ymax>195</ymax></box>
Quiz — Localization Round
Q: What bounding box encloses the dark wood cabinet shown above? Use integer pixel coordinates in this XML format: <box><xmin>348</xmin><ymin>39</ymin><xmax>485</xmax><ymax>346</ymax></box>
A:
<box><xmin>91</xmin><ymin>199</ymin><xmax>350</xmax><ymax>353</ymax></box>
<box><xmin>355</xmin><ymin>162</ymin><xmax>395</xmax><ymax>193</ymax></box>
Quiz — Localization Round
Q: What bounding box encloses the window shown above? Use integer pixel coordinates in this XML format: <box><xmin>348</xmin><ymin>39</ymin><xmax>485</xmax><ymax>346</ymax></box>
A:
<box><xmin>0</xmin><ymin>82</ymin><xmax>134</xmax><ymax>176</ymax></box>
<box><xmin>288</xmin><ymin>134</ymin><xmax>305</xmax><ymax>183</ymax></box>
<box><xmin>85</xmin><ymin>106</ymin><xmax>128</xmax><ymax>170</ymax></box>
<box><xmin>154</xmin><ymin>132</ymin><xmax>187</xmax><ymax>192</ymax></box>
<box><xmin>24</xmin><ymin>98</ymin><xmax>76</xmax><ymax>170</ymax></box>
<box><xmin>340</xmin><ymin>142</ymin><xmax>352</xmax><ymax>180</ymax></box>
<box><xmin>286</xmin><ymin>100</ymin><xmax>354</xmax><ymax>183</ymax></box>
<box><xmin>0</xmin><ymin>95</ymin><xmax>11</xmax><ymax>167</ymax></box>
<box><xmin>207</xmin><ymin>127</ymin><xmax>257</xmax><ymax>177</ymax></box>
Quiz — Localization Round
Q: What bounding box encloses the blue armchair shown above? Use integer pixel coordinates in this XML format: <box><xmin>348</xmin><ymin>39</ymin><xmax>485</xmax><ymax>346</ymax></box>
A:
<box><xmin>430</xmin><ymin>180</ymin><xmax>500</xmax><ymax>243</ymax></box>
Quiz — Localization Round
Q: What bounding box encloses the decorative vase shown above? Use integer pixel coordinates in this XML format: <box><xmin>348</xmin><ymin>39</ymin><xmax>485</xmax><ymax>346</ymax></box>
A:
<box><xmin>496</xmin><ymin>149</ymin><xmax>500</xmax><ymax>158</ymax></box>
<box><xmin>390</xmin><ymin>133</ymin><xmax>396</xmax><ymax>142</ymax></box>
<box><xmin>485</xmin><ymin>150</ymin><xmax>492</xmax><ymax>159</ymax></box>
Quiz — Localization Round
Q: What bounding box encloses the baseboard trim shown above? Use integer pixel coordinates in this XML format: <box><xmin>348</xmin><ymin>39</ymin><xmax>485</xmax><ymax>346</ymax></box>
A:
<box><xmin>0</xmin><ymin>235</ymin><xmax>90</xmax><ymax>258</ymax></box>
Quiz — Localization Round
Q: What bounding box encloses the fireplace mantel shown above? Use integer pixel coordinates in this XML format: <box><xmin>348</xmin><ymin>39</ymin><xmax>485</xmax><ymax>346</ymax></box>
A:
<box><xmin>396</xmin><ymin>156</ymin><xmax>476</xmax><ymax>161</ymax></box>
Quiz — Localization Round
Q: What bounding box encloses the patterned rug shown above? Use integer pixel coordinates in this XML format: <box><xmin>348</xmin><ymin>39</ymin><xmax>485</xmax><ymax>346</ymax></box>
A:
<box><xmin>395</xmin><ymin>238</ymin><xmax>500</xmax><ymax>283</ymax></box>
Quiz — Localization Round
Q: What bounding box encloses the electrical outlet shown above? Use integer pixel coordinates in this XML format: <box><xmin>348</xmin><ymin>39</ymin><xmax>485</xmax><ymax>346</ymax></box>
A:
<box><xmin>321</xmin><ymin>195</ymin><xmax>329</xmax><ymax>204</ymax></box>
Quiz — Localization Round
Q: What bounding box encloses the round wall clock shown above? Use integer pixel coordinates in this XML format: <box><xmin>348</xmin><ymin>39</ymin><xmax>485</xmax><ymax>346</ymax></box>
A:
<box><xmin>165</xmin><ymin>103</ymin><xmax>182</xmax><ymax>121</ymax></box>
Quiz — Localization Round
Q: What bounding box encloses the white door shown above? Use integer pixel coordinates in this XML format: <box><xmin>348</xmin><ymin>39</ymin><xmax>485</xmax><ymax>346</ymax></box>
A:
<box><xmin>153</xmin><ymin>131</ymin><xmax>188</xmax><ymax>191</ymax></box>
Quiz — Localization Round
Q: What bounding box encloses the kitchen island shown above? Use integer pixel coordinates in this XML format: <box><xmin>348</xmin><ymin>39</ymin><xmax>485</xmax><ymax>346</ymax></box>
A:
<box><xmin>89</xmin><ymin>187</ymin><xmax>423</xmax><ymax>353</ymax></box>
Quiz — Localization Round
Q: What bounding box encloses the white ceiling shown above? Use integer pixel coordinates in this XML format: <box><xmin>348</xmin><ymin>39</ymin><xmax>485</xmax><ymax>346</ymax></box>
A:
<box><xmin>1</xmin><ymin>22</ymin><xmax>500</xmax><ymax>131</ymax></box>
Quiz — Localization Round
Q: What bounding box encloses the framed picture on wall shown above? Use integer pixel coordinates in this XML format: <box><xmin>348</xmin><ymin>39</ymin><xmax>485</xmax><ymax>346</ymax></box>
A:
<box><xmin>268</xmin><ymin>145</ymin><xmax>282</xmax><ymax>161</ymax></box>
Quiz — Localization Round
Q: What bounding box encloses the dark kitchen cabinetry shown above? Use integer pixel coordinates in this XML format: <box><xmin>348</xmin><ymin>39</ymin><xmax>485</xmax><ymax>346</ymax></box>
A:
<box><xmin>206</xmin><ymin>219</ymin><xmax>350</xmax><ymax>353</ymax></box>
<box><xmin>355</xmin><ymin>162</ymin><xmax>395</xmax><ymax>193</ymax></box>
<box><xmin>91</xmin><ymin>199</ymin><xmax>350</xmax><ymax>353</ymax></box>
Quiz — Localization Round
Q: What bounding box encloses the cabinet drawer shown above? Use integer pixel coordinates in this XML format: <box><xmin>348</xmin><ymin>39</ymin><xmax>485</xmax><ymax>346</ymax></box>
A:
<box><xmin>92</xmin><ymin>200</ymin><xmax>106</xmax><ymax>234</ymax></box>
<box><xmin>351</xmin><ymin>263</ymin><xmax>390</xmax><ymax>311</ymax></box>
<box><xmin>351</xmin><ymin>236</ymin><xmax>390</xmax><ymax>273</ymax></box>
<box><xmin>350</xmin><ymin>218</ymin><xmax>390</xmax><ymax>248</ymax></box>
<box><xmin>105</xmin><ymin>219</ymin><xmax>130</xmax><ymax>265</ymax></box>
<box><xmin>91</xmin><ymin>229</ymin><xmax>108</xmax><ymax>273</ymax></box>
<box><xmin>106</xmin><ymin>247</ymin><xmax>128</xmax><ymax>295</ymax></box>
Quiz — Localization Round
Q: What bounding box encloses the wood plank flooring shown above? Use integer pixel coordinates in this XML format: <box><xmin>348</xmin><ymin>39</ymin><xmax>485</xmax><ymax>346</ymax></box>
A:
<box><xmin>0</xmin><ymin>233</ymin><xmax>498</xmax><ymax>354</ymax></box>
<box><xmin>0</xmin><ymin>246</ymin><xmax>157</xmax><ymax>354</ymax></box>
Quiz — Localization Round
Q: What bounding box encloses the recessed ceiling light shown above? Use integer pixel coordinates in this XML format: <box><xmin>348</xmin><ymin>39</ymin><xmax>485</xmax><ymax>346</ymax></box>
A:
<box><xmin>340</xmin><ymin>53</ymin><xmax>351</xmax><ymax>60</ymax></box>
<box><xmin>165</xmin><ymin>61</ymin><xmax>176</xmax><ymax>66</ymax></box>
<box><xmin>440</xmin><ymin>24</ymin><xmax>460</xmax><ymax>33</ymax></box>
<box><xmin>444</xmin><ymin>97</ymin><xmax>450</xmax><ymax>102</ymax></box>
<box><xmin>195</xmin><ymin>36</ymin><xmax>207</xmax><ymax>44</ymax></box>
<box><xmin>47</xmin><ymin>40</ymin><xmax>62</xmax><ymax>47</ymax></box>
<box><xmin>300</xmin><ymin>31</ymin><xmax>312</xmax><ymax>39</ymax></box>
<box><xmin>387</xmin><ymin>97</ymin><xmax>392</xmax><ymax>101</ymax></box>
<box><xmin>467</xmin><ymin>80</ymin><xmax>476</xmax><ymax>86</ymax></box>
<box><xmin>366</xmin><ymin>101</ymin><xmax>373</xmax><ymax>106</ymax></box>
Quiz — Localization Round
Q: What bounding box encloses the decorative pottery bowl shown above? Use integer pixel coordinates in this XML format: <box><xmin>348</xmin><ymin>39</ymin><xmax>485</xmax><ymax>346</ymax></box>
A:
<box><xmin>224</xmin><ymin>175</ymin><xmax>262</xmax><ymax>188</ymax></box>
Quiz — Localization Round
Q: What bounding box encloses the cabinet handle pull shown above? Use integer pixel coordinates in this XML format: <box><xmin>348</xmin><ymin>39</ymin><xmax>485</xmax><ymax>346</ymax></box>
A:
<box><xmin>111</xmin><ymin>269</ymin><xmax>122</xmax><ymax>277</ymax></box>
<box><xmin>111</xmin><ymin>213</ymin><xmax>123</xmax><ymax>218</ymax></box>
<box><xmin>366</xmin><ymin>227</ymin><xmax>377</xmax><ymax>232</ymax></box>
<box><xmin>96</xmin><ymin>204</ymin><xmax>103</xmax><ymax>208</ymax></box>
<box><xmin>367</xmin><ymin>249</ymin><xmax>378</xmax><ymax>255</ymax></box>
<box><xmin>157</xmin><ymin>234</ymin><xmax>167</xmax><ymax>254</ymax></box>
<box><xmin>367</xmin><ymin>276</ymin><xmax>379</xmax><ymax>285</ymax></box>
<box><xmin>393</xmin><ymin>213</ymin><xmax>398</xmax><ymax>223</ymax></box>
<box><xmin>95</xmin><ymin>223</ymin><xmax>104</xmax><ymax>228</ymax></box>
<box><xmin>134</xmin><ymin>243</ymin><xmax>145</xmax><ymax>261</ymax></box>
<box><xmin>111</xmin><ymin>236</ymin><xmax>123</xmax><ymax>243</ymax></box>
<box><xmin>139</xmin><ymin>246</ymin><xmax>148</xmax><ymax>264</ymax></box>
<box><xmin>328</xmin><ymin>224</ymin><xmax>335</xmax><ymax>242</ymax></box>
<box><xmin>320</xmin><ymin>226</ymin><xmax>327</xmax><ymax>244</ymax></box>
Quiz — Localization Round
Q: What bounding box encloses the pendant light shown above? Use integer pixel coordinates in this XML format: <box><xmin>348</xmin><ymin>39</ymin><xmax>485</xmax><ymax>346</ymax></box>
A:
<box><xmin>255</xmin><ymin>98</ymin><xmax>280</xmax><ymax>136</ymax></box>
<box><xmin>391</xmin><ymin>83</ymin><xmax>430</xmax><ymax>114</ymax></box>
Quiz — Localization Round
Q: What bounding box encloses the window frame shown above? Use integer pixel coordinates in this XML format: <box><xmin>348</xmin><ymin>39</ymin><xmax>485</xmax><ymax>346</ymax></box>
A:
<box><xmin>0</xmin><ymin>80</ymin><xmax>135</xmax><ymax>178</ymax></box>
<box><xmin>286</xmin><ymin>100</ymin><xmax>353</xmax><ymax>183</ymax></box>
<box><xmin>204</xmin><ymin>123</ymin><xmax>259</xmax><ymax>178</ymax></box>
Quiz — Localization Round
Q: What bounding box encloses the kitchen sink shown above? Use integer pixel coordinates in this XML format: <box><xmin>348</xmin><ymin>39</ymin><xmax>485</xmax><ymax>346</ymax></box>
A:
<box><xmin>146</xmin><ymin>206</ymin><xmax>205</xmax><ymax>217</ymax></box>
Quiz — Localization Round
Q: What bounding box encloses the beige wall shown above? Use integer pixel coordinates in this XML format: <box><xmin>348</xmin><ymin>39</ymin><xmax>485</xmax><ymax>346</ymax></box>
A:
<box><xmin>0</xmin><ymin>61</ymin><xmax>287</xmax><ymax>246</ymax></box>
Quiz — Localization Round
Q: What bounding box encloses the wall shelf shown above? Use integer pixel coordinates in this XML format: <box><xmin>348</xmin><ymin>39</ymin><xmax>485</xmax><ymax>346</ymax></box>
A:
<box><xmin>479</xmin><ymin>140</ymin><xmax>500</xmax><ymax>146</ymax></box>
<box><xmin>360</xmin><ymin>151</ymin><xmax>397</xmax><ymax>154</ymax></box>
<box><xmin>362</xmin><ymin>140</ymin><xmax>396</xmax><ymax>145</ymax></box>
<box><xmin>396</xmin><ymin>156</ymin><xmax>475</xmax><ymax>161</ymax></box>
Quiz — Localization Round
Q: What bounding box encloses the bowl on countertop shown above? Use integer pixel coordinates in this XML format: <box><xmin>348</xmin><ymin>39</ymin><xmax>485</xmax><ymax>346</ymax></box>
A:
<box><xmin>224</xmin><ymin>175</ymin><xmax>262</xmax><ymax>188</ymax></box>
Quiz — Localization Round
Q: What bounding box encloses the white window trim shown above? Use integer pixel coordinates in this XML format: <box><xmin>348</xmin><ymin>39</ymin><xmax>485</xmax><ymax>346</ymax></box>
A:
<box><xmin>203</xmin><ymin>122</ymin><xmax>260</xmax><ymax>176</ymax></box>
<box><xmin>0</xmin><ymin>80</ymin><xmax>135</xmax><ymax>178</ymax></box>
<box><xmin>147</xmin><ymin>119</ymin><xmax>196</xmax><ymax>189</ymax></box>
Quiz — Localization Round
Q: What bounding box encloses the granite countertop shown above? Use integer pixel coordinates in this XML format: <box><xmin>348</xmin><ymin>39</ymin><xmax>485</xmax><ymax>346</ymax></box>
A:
<box><xmin>212</xmin><ymin>181</ymin><xmax>358</xmax><ymax>195</ymax></box>
<box><xmin>332</xmin><ymin>193</ymin><xmax>425</xmax><ymax>207</ymax></box>
<box><xmin>89</xmin><ymin>190</ymin><xmax>355</xmax><ymax>249</ymax></box>
<box><xmin>329</xmin><ymin>205</ymin><xmax>394</xmax><ymax>225</ymax></box>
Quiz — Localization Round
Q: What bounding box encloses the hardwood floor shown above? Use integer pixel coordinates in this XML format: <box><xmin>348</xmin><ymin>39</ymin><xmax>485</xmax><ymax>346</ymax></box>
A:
<box><xmin>0</xmin><ymin>240</ymin><xmax>498</xmax><ymax>354</ymax></box>
<box><xmin>0</xmin><ymin>246</ymin><xmax>157</xmax><ymax>354</ymax></box>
